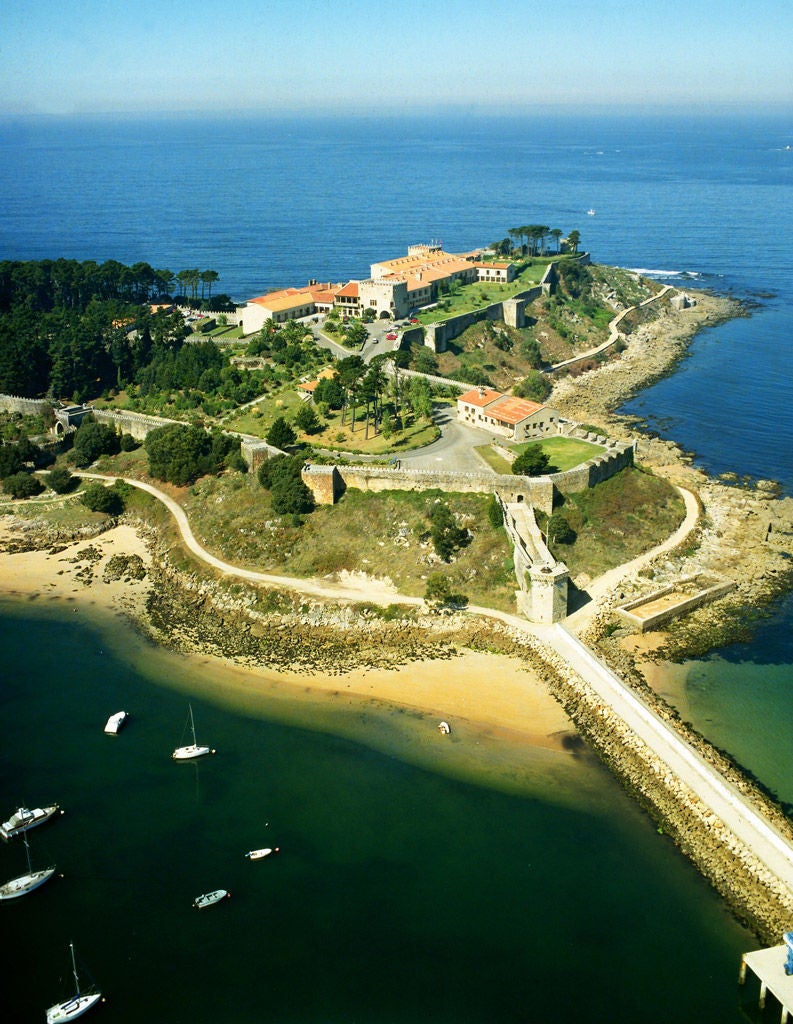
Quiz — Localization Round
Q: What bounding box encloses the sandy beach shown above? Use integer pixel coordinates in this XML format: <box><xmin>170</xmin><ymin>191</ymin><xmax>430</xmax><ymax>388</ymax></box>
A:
<box><xmin>0</xmin><ymin>520</ymin><xmax>575</xmax><ymax>757</ymax></box>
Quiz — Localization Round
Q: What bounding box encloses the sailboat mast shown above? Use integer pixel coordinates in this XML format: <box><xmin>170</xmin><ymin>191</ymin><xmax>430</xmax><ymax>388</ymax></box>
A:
<box><xmin>189</xmin><ymin>703</ymin><xmax>196</xmax><ymax>745</ymax></box>
<box><xmin>70</xmin><ymin>942</ymin><xmax>81</xmax><ymax>995</ymax></box>
<box><xmin>23</xmin><ymin>831</ymin><xmax>32</xmax><ymax>872</ymax></box>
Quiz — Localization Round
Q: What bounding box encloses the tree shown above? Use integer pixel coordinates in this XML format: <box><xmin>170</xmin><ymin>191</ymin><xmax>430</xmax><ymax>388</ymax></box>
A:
<box><xmin>547</xmin><ymin>512</ymin><xmax>576</xmax><ymax>545</ymax></box>
<box><xmin>429</xmin><ymin>503</ymin><xmax>470</xmax><ymax>562</ymax></box>
<box><xmin>2</xmin><ymin>472</ymin><xmax>44</xmax><ymax>498</ymax></box>
<box><xmin>294</xmin><ymin>404</ymin><xmax>322</xmax><ymax>435</ymax></box>
<box><xmin>550</xmin><ymin>228</ymin><xmax>563</xmax><ymax>254</ymax></box>
<box><xmin>266</xmin><ymin>416</ymin><xmax>297</xmax><ymax>450</ymax></box>
<box><xmin>144</xmin><ymin>423</ymin><xmax>217</xmax><ymax>486</ymax></box>
<box><xmin>512</xmin><ymin>444</ymin><xmax>550</xmax><ymax>476</ymax></box>
<box><xmin>257</xmin><ymin>454</ymin><xmax>314</xmax><ymax>515</ymax></box>
<box><xmin>567</xmin><ymin>230</ymin><xmax>581</xmax><ymax>254</ymax></box>
<box><xmin>0</xmin><ymin>444</ymin><xmax>23</xmax><ymax>478</ymax></box>
<box><xmin>514</xmin><ymin>371</ymin><xmax>552</xmax><ymax>403</ymax></box>
<box><xmin>72</xmin><ymin>420</ymin><xmax>121</xmax><ymax>468</ymax></box>
<box><xmin>487</xmin><ymin>493</ymin><xmax>503</xmax><ymax>529</ymax></box>
<box><xmin>336</xmin><ymin>355</ymin><xmax>365</xmax><ymax>429</ymax></box>
<box><xmin>81</xmin><ymin>480</ymin><xmax>124</xmax><ymax>514</ymax></box>
<box><xmin>46</xmin><ymin>466</ymin><xmax>78</xmax><ymax>493</ymax></box>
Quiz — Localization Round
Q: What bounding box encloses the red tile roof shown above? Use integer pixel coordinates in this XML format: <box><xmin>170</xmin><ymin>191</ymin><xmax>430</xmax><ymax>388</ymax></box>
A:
<box><xmin>458</xmin><ymin>387</ymin><xmax>504</xmax><ymax>408</ymax></box>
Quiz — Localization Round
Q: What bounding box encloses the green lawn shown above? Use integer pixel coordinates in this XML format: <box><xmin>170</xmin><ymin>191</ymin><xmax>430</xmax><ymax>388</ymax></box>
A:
<box><xmin>514</xmin><ymin>436</ymin><xmax>604</xmax><ymax>473</ymax></box>
<box><xmin>416</xmin><ymin>258</ymin><xmax>562</xmax><ymax>325</ymax></box>
<box><xmin>476</xmin><ymin>436</ymin><xmax>605</xmax><ymax>475</ymax></box>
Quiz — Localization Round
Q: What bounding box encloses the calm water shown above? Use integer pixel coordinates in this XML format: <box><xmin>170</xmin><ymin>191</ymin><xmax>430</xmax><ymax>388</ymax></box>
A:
<box><xmin>1</xmin><ymin>110</ymin><xmax>793</xmax><ymax>1019</ymax></box>
<box><xmin>0</xmin><ymin>604</ymin><xmax>754</xmax><ymax>1023</ymax></box>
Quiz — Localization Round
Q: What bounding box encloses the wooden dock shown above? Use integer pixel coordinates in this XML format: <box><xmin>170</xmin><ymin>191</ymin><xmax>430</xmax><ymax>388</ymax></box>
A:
<box><xmin>740</xmin><ymin>945</ymin><xmax>793</xmax><ymax>1022</ymax></box>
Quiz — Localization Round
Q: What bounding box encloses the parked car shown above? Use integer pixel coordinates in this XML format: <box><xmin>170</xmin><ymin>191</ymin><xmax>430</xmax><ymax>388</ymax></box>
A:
<box><xmin>385</xmin><ymin>331</ymin><xmax>398</xmax><ymax>341</ymax></box>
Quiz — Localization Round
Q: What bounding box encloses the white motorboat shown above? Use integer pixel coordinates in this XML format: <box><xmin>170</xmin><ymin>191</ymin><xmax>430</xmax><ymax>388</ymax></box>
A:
<box><xmin>0</xmin><ymin>831</ymin><xmax>56</xmax><ymax>900</ymax></box>
<box><xmin>172</xmin><ymin>704</ymin><xmax>214</xmax><ymax>760</ymax></box>
<box><xmin>438</xmin><ymin>721</ymin><xmax>451</xmax><ymax>735</ymax></box>
<box><xmin>193</xmin><ymin>889</ymin><xmax>230</xmax><ymax>909</ymax></box>
<box><xmin>245</xmin><ymin>847</ymin><xmax>279</xmax><ymax>860</ymax></box>
<box><xmin>46</xmin><ymin>943</ymin><xmax>102</xmax><ymax>1023</ymax></box>
<box><xmin>103</xmin><ymin>711</ymin><xmax>128</xmax><ymax>734</ymax></box>
<box><xmin>1</xmin><ymin>804</ymin><xmax>62</xmax><ymax>841</ymax></box>
<box><xmin>587</xmin><ymin>208</ymin><xmax>596</xmax><ymax>215</ymax></box>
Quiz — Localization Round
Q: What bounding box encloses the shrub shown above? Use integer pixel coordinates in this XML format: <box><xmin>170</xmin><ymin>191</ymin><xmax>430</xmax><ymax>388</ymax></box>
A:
<box><xmin>513</xmin><ymin>370</ymin><xmax>552</xmax><ymax>403</ymax></box>
<box><xmin>487</xmin><ymin>493</ymin><xmax>503</xmax><ymax>529</ymax></box>
<box><xmin>119</xmin><ymin>433</ymin><xmax>139</xmax><ymax>452</ymax></box>
<box><xmin>294</xmin><ymin>404</ymin><xmax>323</xmax><ymax>435</ymax></box>
<box><xmin>81</xmin><ymin>481</ymin><xmax>124</xmax><ymax>514</ymax></box>
<box><xmin>2</xmin><ymin>472</ymin><xmax>44</xmax><ymax>498</ymax></box>
<box><xmin>547</xmin><ymin>512</ymin><xmax>576</xmax><ymax>544</ymax></box>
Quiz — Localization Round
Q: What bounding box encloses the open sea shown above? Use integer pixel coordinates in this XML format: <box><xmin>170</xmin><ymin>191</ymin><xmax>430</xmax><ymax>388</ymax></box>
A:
<box><xmin>1</xmin><ymin>110</ymin><xmax>792</xmax><ymax>1022</ymax></box>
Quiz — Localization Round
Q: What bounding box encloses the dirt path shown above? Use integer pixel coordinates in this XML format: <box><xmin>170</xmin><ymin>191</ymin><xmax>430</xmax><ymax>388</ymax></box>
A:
<box><xmin>564</xmin><ymin>485</ymin><xmax>701</xmax><ymax>632</ymax></box>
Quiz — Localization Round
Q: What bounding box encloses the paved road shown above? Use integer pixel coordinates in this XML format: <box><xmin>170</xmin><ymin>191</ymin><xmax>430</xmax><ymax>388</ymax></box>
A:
<box><xmin>397</xmin><ymin>405</ymin><xmax>501</xmax><ymax>473</ymax></box>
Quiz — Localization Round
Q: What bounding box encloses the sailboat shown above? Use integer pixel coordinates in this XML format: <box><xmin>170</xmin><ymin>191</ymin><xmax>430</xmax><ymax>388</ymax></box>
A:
<box><xmin>46</xmin><ymin>943</ymin><xmax>103</xmax><ymax>1022</ymax></box>
<box><xmin>172</xmin><ymin>703</ymin><xmax>215</xmax><ymax>760</ymax></box>
<box><xmin>0</xmin><ymin>831</ymin><xmax>56</xmax><ymax>899</ymax></box>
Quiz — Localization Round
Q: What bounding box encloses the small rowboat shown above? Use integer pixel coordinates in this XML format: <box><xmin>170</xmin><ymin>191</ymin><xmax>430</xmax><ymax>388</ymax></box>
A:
<box><xmin>245</xmin><ymin>848</ymin><xmax>279</xmax><ymax>860</ymax></box>
<box><xmin>193</xmin><ymin>889</ymin><xmax>230</xmax><ymax>909</ymax></box>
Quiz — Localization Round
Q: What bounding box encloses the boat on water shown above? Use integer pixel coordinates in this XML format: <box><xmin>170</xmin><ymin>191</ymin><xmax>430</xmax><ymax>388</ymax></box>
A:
<box><xmin>172</xmin><ymin>703</ymin><xmax>214</xmax><ymax>760</ymax></box>
<box><xmin>0</xmin><ymin>831</ymin><xmax>56</xmax><ymax>899</ymax></box>
<box><xmin>587</xmin><ymin>208</ymin><xmax>596</xmax><ymax>216</ymax></box>
<box><xmin>193</xmin><ymin>889</ymin><xmax>230</xmax><ymax>909</ymax></box>
<box><xmin>245</xmin><ymin>847</ymin><xmax>279</xmax><ymax>860</ymax></box>
<box><xmin>438</xmin><ymin>721</ymin><xmax>451</xmax><ymax>735</ymax></box>
<box><xmin>103</xmin><ymin>711</ymin><xmax>128</xmax><ymax>735</ymax></box>
<box><xmin>1</xmin><ymin>804</ymin><xmax>62</xmax><ymax>841</ymax></box>
<box><xmin>46</xmin><ymin>943</ymin><xmax>102</xmax><ymax>1023</ymax></box>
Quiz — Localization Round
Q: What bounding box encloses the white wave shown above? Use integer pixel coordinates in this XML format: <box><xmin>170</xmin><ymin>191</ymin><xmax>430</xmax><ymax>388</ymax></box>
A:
<box><xmin>626</xmin><ymin>267</ymin><xmax>685</xmax><ymax>277</ymax></box>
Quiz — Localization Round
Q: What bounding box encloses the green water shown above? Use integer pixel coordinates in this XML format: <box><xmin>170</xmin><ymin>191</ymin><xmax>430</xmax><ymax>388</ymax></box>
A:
<box><xmin>0</xmin><ymin>601</ymin><xmax>760</xmax><ymax>1022</ymax></box>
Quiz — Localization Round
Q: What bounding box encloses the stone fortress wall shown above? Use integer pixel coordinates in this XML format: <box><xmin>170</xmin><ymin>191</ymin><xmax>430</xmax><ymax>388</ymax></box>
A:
<box><xmin>0</xmin><ymin>394</ymin><xmax>51</xmax><ymax>416</ymax></box>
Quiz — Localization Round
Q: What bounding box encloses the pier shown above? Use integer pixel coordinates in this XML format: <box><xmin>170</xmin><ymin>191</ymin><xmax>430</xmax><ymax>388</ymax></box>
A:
<box><xmin>740</xmin><ymin>936</ymin><xmax>793</xmax><ymax>1022</ymax></box>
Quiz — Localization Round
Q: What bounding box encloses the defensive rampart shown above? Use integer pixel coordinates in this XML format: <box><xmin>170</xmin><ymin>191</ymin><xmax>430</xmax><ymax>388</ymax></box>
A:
<box><xmin>0</xmin><ymin>394</ymin><xmax>51</xmax><ymax>416</ymax></box>
<box><xmin>92</xmin><ymin>408</ymin><xmax>181</xmax><ymax>439</ymax></box>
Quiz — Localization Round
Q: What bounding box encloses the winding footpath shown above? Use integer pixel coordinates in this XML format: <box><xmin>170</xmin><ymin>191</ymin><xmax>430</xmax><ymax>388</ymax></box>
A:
<box><xmin>84</xmin><ymin>471</ymin><xmax>793</xmax><ymax>905</ymax></box>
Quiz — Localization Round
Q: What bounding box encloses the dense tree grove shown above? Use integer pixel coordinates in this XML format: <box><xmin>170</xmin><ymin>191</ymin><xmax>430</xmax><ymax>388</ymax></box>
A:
<box><xmin>0</xmin><ymin>258</ymin><xmax>235</xmax><ymax>401</ymax></box>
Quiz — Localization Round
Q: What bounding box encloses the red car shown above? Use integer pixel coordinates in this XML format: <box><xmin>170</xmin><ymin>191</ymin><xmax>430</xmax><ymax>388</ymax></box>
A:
<box><xmin>385</xmin><ymin>331</ymin><xmax>398</xmax><ymax>341</ymax></box>
<box><xmin>409</xmin><ymin>317</ymin><xmax>419</xmax><ymax>323</ymax></box>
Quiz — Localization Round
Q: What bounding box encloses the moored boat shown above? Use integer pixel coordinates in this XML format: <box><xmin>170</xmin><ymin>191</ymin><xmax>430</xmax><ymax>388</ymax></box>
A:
<box><xmin>193</xmin><ymin>889</ymin><xmax>230</xmax><ymax>909</ymax></box>
<box><xmin>103</xmin><ymin>711</ymin><xmax>128</xmax><ymax>735</ymax></box>
<box><xmin>172</xmin><ymin>704</ymin><xmax>214</xmax><ymax>760</ymax></box>
<box><xmin>46</xmin><ymin>943</ymin><xmax>102</xmax><ymax>1022</ymax></box>
<box><xmin>0</xmin><ymin>831</ymin><xmax>56</xmax><ymax>899</ymax></box>
<box><xmin>1</xmin><ymin>804</ymin><xmax>61</xmax><ymax>841</ymax></box>
<box><xmin>245</xmin><ymin>847</ymin><xmax>279</xmax><ymax>860</ymax></box>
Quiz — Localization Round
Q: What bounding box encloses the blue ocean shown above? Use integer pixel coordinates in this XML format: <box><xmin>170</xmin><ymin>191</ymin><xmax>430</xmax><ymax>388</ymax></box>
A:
<box><xmin>1</xmin><ymin>111</ymin><xmax>792</xmax><ymax>1022</ymax></box>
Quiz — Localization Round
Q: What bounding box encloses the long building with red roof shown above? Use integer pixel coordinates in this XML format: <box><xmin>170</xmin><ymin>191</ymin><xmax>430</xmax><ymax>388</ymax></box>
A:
<box><xmin>457</xmin><ymin>386</ymin><xmax>559</xmax><ymax>441</ymax></box>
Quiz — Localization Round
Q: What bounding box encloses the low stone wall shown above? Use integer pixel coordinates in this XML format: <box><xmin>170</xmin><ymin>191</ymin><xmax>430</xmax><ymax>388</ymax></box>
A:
<box><xmin>617</xmin><ymin>577</ymin><xmax>736</xmax><ymax>632</ymax></box>
<box><xmin>425</xmin><ymin>285</ymin><xmax>544</xmax><ymax>353</ymax></box>
<box><xmin>0</xmin><ymin>393</ymin><xmax>50</xmax><ymax>416</ymax></box>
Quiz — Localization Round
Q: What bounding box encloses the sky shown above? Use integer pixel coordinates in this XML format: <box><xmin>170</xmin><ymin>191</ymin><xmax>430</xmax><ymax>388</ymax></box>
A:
<box><xmin>1</xmin><ymin>0</ymin><xmax>791</xmax><ymax>116</ymax></box>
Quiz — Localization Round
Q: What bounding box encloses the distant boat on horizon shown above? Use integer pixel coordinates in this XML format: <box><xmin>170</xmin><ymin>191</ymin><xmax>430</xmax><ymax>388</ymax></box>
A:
<box><xmin>172</xmin><ymin>704</ymin><xmax>214</xmax><ymax>760</ymax></box>
<box><xmin>0</xmin><ymin>831</ymin><xmax>56</xmax><ymax>900</ymax></box>
<box><xmin>587</xmin><ymin>208</ymin><xmax>596</xmax><ymax>216</ymax></box>
<box><xmin>46</xmin><ymin>943</ymin><xmax>102</xmax><ymax>1023</ymax></box>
